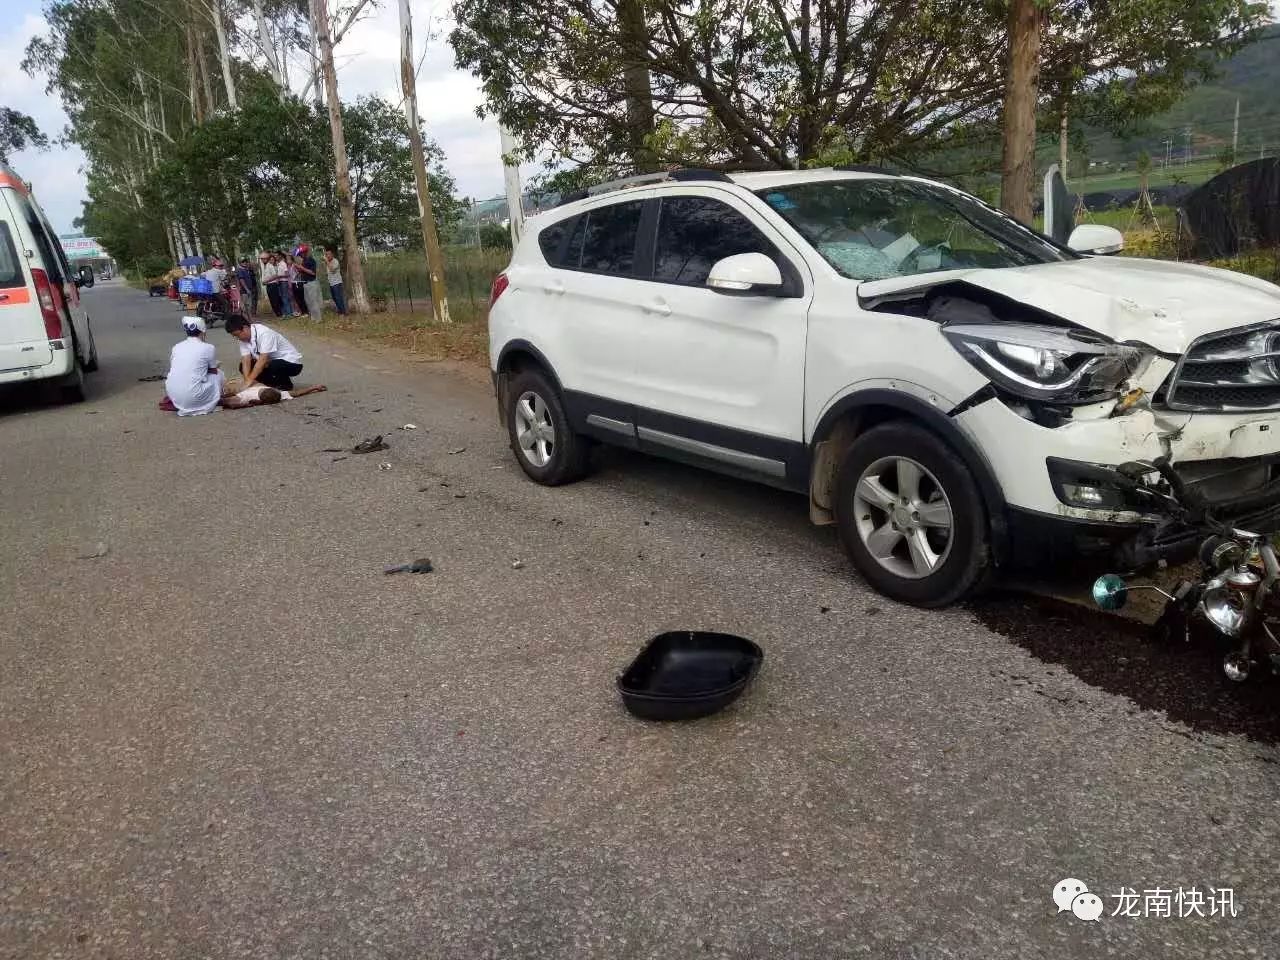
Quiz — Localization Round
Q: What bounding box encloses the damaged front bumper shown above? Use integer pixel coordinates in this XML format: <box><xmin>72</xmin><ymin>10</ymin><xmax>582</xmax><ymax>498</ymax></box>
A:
<box><xmin>957</xmin><ymin>373</ymin><xmax>1280</xmax><ymax>569</ymax></box>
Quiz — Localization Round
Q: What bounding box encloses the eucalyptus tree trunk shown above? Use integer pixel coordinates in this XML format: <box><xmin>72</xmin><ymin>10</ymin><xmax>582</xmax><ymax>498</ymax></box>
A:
<box><xmin>210</xmin><ymin>0</ymin><xmax>238</xmax><ymax>109</ymax></box>
<box><xmin>310</xmin><ymin>0</ymin><xmax>369</xmax><ymax>313</ymax></box>
<box><xmin>253</xmin><ymin>0</ymin><xmax>283</xmax><ymax>87</ymax></box>
<box><xmin>398</xmin><ymin>0</ymin><xmax>450</xmax><ymax>323</ymax></box>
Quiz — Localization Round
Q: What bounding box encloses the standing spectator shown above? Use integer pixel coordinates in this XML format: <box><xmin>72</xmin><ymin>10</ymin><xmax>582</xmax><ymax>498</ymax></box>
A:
<box><xmin>275</xmin><ymin>251</ymin><xmax>295</xmax><ymax>317</ymax></box>
<box><xmin>260</xmin><ymin>252</ymin><xmax>281</xmax><ymax>316</ymax></box>
<box><xmin>296</xmin><ymin>243</ymin><xmax>323</xmax><ymax>322</ymax></box>
<box><xmin>290</xmin><ymin>248</ymin><xmax>306</xmax><ymax>316</ymax></box>
<box><xmin>236</xmin><ymin>258</ymin><xmax>258</xmax><ymax>318</ymax></box>
<box><xmin>324</xmin><ymin>246</ymin><xmax>346</xmax><ymax>315</ymax></box>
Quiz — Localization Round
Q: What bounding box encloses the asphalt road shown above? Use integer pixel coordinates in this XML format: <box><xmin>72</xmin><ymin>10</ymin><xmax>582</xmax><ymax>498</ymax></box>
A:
<box><xmin>2</xmin><ymin>282</ymin><xmax>1277</xmax><ymax>959</ymax></box>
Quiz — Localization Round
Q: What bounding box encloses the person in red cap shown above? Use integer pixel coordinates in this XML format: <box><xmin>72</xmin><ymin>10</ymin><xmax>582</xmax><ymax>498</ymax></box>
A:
<box><xmin>294</xmin><ymin>244</ymin><xmax>322</xmax><ymax>321</ymax></box>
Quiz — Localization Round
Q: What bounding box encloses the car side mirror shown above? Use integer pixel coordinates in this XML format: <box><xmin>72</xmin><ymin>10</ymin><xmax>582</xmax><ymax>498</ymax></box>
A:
<box><xmin>706</xmin><ymin>252</ymin><xmax>784</xmax><ymax>296</ymax></box>
<box><xmin>1067</xmin><ymin>224</ymin><xmax>1124</xmax><ymax>255</ymax></box>
<box><xmin>77</xmin><ymin>265</ymin><xmax>95</xmax><ymax>288</ymax></box>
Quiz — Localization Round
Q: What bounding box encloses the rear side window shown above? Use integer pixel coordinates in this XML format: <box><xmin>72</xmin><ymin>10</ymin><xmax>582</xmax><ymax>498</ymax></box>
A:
<box><xmin>654</xmin><ymin>196</ymin><xmax>777</xmax><ymax>285</ymax></box>
<box><xmin>0</xmin><ymin>222</ymin><xmax>23</xmax><ymax>289</ymax></box>
<box><xmin>538</xmin><ymin>218</ymin><xmax>572</xmax><ymax>266</ymax></box>
<box><xmin>22</xmin><ymin>201</ymin><xmax>64</xmax><ymax>283</ymax></box>
<box><xmin>579</xmin><ymin>200</ymin><xmax>644</xmax><ymax>275</ymax></box>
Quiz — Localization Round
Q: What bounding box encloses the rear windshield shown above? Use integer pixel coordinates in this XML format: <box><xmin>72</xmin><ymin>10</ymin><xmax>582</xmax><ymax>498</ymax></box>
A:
<box><xmin>0</xmin><ymin>222</ymin><xmax>23</xmax><ymax>289</ymax></box>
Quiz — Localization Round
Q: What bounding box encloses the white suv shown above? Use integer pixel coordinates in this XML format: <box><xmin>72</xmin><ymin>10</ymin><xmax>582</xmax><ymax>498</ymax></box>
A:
<box><xmin>488</xmin><ymin>167</ymin><xmax>1280</xmax><ymax>606</ymax></box>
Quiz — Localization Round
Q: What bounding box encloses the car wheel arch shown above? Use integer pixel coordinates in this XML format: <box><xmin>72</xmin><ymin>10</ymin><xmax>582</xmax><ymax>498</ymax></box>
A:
<box><xmin>808</xmin><ymin>388</ymin><xmax>1010</xmax><ymax>565</ymax></box>
<box><xmin>495</xmin><ymin>340</ymin><xmax>565</xmax><ymax>411</ymax></box>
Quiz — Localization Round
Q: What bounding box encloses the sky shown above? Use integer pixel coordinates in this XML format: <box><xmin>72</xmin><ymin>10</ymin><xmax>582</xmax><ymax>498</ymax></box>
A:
<box><xmin>0</xmin><ymin>0</ymin><xmax>513</xmax><ymax>233</ymax></box>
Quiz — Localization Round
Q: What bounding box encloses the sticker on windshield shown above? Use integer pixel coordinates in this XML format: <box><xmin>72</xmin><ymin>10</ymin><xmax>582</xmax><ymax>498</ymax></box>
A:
<box><xmin>764</xmin><ymin>192</ymin><xmax>797</xmax><ymax>211</ymax></box>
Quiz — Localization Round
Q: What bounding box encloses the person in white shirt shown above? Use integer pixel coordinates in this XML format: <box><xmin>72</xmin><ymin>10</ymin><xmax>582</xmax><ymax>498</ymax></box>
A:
<box><xmin>163</xmin><ymin>315</ymin><xmax>223</xmax><ymax>417</ymax></box>
<box><xmin>202</xmin><ymin>258</ymin><xmax>227</xmax><ymax>290</ymax></box>
<box><xmin>224</xmin><ymin>315</ymin><xmax>305</xmax><ymax>389</ymax></box>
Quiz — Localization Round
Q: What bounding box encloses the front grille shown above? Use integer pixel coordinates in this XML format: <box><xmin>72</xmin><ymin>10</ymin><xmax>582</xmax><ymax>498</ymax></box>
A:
<box><xmin>1166</xmin><ymin>321</ymin><xmax>1280</xmax><ymax>412</ymax></box>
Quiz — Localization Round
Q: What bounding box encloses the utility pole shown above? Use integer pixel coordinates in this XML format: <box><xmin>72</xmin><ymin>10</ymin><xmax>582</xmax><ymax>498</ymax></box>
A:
<box><xmin>309</xmin><ymin>0</ymin><xmax>370</xmax><ymax>313</ymax></box>
<box><xmin>500</xmin><ymin>125</ymin><xmax>525</xmax><ymax>246</ymax></box>
<box><xmin>1162</xmin><ymin>137</ymin><xmax>1172</xmax><ymax>170</ymax></box>
<box><xmin>398</xmin><ymin>0</ymin><xmax>451</xmax><ymax>324</ymax></box>
<box><xmin>1232</xmin><ymin>98</ymin><xmax>1240</xmax><ymax>162</ymax></box>
<box><xmin>1184</xmin><ymin>126</ymin><xmax>1192</xmax><ymax>167</ymax></box>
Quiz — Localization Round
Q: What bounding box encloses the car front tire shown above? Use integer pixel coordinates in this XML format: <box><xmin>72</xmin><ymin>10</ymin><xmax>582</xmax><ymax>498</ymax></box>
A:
<box><xmin>505</xmin><ymin>368</ymin><xmax>591</xmax><ymax>485</ymax></box>
<box><xmin>833</xmin><ymin>421</ymin><xmax>989</xmax><ymax>607</ymax></box>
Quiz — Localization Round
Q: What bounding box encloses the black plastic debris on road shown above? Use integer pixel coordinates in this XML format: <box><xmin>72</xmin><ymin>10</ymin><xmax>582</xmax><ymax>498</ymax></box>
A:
<box><xmin>351</xmin><ymin>436</ymin><xmax>390</xmax><ymax>454</ymax></box>
<box><xmin>617</xmin><ymin>631</ymin><xmax>764</xmax><ymax>722</ymax></box>
<box><xmin>384</xmin><ymin>558</ymin><xmax>434</xmax><ymax>575</ymax></box>
<box><xmin>137</xmin><ymin>374</ymin><xmax>165</xmax><ymax>382</ymax></box>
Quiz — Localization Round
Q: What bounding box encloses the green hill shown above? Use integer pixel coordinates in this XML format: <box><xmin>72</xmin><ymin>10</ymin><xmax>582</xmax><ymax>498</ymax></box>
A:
<box><xmin>1068</xmin><ymin>24</ymin><xmax>1280</xmax><ymax>191</ymax></box>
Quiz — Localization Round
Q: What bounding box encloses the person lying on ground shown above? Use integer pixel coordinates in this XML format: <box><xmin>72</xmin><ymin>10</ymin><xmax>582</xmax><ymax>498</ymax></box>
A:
<box><xmin>163</xmin><ymin>315</ymin><xmax>223</xmax><ymax>417</ymax></box>
<box><xmin>224</xmin><ymin>315</ymin><xmax>305</xmax><ymax>390</ymax></box>
<box><xmin>221</xmin><ymin>382</ymin><xmax>327</xmax><ymax>409</ymax></box>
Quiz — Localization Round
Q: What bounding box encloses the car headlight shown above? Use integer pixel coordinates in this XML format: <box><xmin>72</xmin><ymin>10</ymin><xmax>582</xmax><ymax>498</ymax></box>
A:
<box><xmin>943</xmin><ymin>323</ymin><xmax>1151</xmax><ymax>403</ymax></box>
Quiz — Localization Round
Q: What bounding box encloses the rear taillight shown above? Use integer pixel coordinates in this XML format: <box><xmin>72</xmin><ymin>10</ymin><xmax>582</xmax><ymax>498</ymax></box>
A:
<box><xmin>31</xmin><ymin>268</ymin><xmax>63</xmax><ymax>340</ymax></box>
<box><xmin>489</xmin><ymin>273</ymin><xmax>509</xmax><ymax>308</ymax></box>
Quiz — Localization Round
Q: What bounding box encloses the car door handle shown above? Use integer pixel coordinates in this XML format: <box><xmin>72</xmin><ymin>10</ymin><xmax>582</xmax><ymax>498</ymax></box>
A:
<box><xmin>643</xmin><ymin>299</ymin><xmax>671</xmax><ymax>317</ymax></box>
<box><xmin>543</xmin><ymin>280</ymin><xmax>564</xmax><ymax>295</ymax></box>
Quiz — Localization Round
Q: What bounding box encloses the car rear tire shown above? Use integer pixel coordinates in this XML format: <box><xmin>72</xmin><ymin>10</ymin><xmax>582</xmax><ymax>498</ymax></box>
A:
<box><xmin>505</xmin><ymin>368</ymin><xmax>591</xmax><ymax>485</ymax></box>
<box><xmin>58</xmin><ymin>360</ymin><xmax>87</xmax><ymax>404</ymax></box>
<box><xmin>82</xmin><ymin>319</ymin><xmax>99</xmax><ymax>373</ymax></box>
<box><xmin>833</xmin><ymin>421</ymin><xmax>989</xmax><ymax>607</ymax></box>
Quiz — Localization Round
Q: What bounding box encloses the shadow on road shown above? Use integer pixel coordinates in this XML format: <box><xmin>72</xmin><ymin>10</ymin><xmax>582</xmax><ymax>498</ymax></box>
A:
<box><xmin>972</xmin><ymin>590</ymin><xmax>1280</xmax><ymax>745</ymax></box>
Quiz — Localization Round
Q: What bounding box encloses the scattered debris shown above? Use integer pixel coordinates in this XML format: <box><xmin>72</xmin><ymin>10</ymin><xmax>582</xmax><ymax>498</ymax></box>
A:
<box><xmin>77</xmin><ymin>542</ymin><xmax>109</xmax><ymax>560</ymax></box>
<box><xmin>439</xmin><ymin>480</ymin><xmax>450</xmax><ymax>487</ymax></box>
<box><xmin>401</xmin><ymin>423</ymin><xmax>417</xmax><ymax>430</ymax></box>
<box><xmin>865</xmin><ymin>606</ymin><xmax>882</xmax><ymax>616</ymax></box>
<box><xmin>378</xmin><ymin>462</ymin><xmax>392</xmax><ymax>471</ymax></box>
<box><xmin>642</xmin><ymin>520</ymin><xmax>650</xmax><ymax>526</ymax></box>
<box><xmin>448</xmin><ymin>446</ymin><xmax>466</xmax><ymax>455</ymax></box>
<box><xmin>384</xmin><ymin>558</ymin><xmax>434</xmax><ymax>575</ymax></box>
<box><xmin>511</xmin><ymin>559</ymin><xmax>525</xmax><ymax>570</ymax></box>
<box><xmin>551</xmin><ymin>518</ymin><xmax>563</xmax><ymax>526</ymax></box>
<box><xmin>417</xmin><ymin>486</ymin><xmax>431</xmax><ymax>492</ymax></box>
<box><xmin>321</xmin><ymin>447</ymin><xmax>345</xmax><ymax>453</ymax></box>
<box><xmin>820</xmin><ymin>606</ymin><xmax>831</xmax><ymax>614</ymax></box>
<box><xmin>371</xmin><ymin>408</ymin><xmax>383</xmax><ymax>413</ymax></box>
<box><xmin>331</xmin><ymin>456</ymin><xmax>347</xmax><ymax>462</ymax></box>
<box><xmin>137</xmin><ymin>374</ymin><xmax>165</xmax><ymax>382</ymax></box>
<box><xmin>351</xmin><ymin>435</ymin><xmax>389</xmax><ymax>454</ymax></box>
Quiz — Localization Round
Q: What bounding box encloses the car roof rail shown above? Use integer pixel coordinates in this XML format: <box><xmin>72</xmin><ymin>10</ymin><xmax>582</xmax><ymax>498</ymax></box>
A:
<box><xmin>553</xmin><ymin>167</ymin><xmax>739</xmax><ymax>208</ymax></box>
<box><xmin>835</xmin><ymin>163</ymin><xmax>896</xmax><ymax>175</ymax></box>
<box><xmin>667</xmin><ymin>168</ymin><xmax>732</xmax><ymax>182</ymax></box>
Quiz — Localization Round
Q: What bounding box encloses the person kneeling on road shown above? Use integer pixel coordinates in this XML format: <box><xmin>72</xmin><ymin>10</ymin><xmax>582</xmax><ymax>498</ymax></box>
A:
<box><xmin>164</xmin><ymin>315</ymin><xmax>224</xmax><ymax>417</ymax></box>
<box><xmin>225</xmin><ymin>315</ymin><xmax>304</xmax><ymax>390</ymax></box>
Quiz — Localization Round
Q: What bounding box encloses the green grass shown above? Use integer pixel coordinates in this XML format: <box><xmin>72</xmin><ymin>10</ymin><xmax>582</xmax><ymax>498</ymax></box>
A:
<box><xmin>355</xmin><ymin>246</ymin><xmax>509</xmax><ymax>313</ymax></box>
<box><xmin>1064</xmin><ymin>160</ymin><xmax>1220</xmax><ymax>195</ymax></box>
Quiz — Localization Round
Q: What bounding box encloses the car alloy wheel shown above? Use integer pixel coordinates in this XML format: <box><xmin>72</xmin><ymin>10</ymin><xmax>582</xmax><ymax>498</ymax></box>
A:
<box><xmin>514</xmin><ymin>390</ymin><xmax>556</xmax><ymax>468</ymax></box>
<box><xmin>851</xmin><ymin>455</ymin><xmax>954</xmax><ymax>580</ymax></box>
